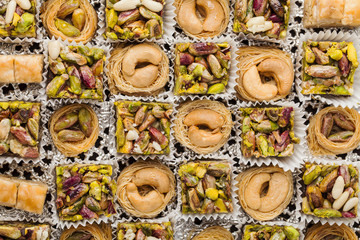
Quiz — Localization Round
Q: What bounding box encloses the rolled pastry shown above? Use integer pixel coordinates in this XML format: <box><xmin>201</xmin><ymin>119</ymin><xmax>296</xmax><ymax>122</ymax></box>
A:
<box><xmin>60</xmin><ymin>223</ymin><xmax>112</xmax><ymax>240</ymax></box>
<box><xmin>304</xmin><ymin>223</ymin><xmax>357</xmax><ymax>240</ymax></box>
<box><xmin>191</xmin><ymin>226</ymin><xmax>234</xmax><ymax>240</ymax></box>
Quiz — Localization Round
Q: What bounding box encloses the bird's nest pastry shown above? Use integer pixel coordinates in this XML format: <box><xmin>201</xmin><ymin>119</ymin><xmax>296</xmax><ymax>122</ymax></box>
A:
<box><xmin>41</xmin><ymin>0</ymin><xmax>97</xmax><ymax>43</ymax></box>
<box><xmin>116</xmin><ymin>160</ymin><xmax>176</xmax><ymax>218</ymax></box>
<box><xmin>307</xmin><ymin>106</ymin><xmax>360</xmax><ymax>156</ymax></box>
<box><xmin>107</xmin><ymin>43</ymin><xmax>169</xmax><ymax>95</ymax></box>
<box><xmin>49</xmin><ymin>103</ymin><xmax>99</xmax><ymax>157</ymax></box>
<box><xmin>236</xmin><ymin>46</ymin><xmax>294</xmax><ymax>101</ymax></box>
<box><xmin>304</xmin><ymin>223</ymin><xmax>357</xmax><ymax>240</ymax></box>
<box><xmin>174</xmin><ymin>0</ymin><xmax>230</xmax><ymax>38</ymax></box>
<box><xmin>191</xmin><ymin>226</ymin><xmax>234</xmax><ymax>240</ymax></box>
<box><xmin>174</xmin><ymin>100</ymin><xmax>233</xmax><ymax>154</ymax></box>
<box><xmin>237</xmin><ymin>166</ymin><xmax>293</xmax><ymax>221</ymax></box>
<box><xmin>60</xmin><ymin>223</ymin><xmax>112</xmax><ymax>240</ymax></box>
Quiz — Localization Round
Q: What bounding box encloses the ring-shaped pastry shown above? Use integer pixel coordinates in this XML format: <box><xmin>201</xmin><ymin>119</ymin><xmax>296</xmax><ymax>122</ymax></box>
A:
<box><xmin>41</xmin><ymin>0</ymin><xmax>97</xmax><ymax>43</ymax></box>
<box><xmin>236</xmin><ymin>46</ymin><xmax>294</xmax><ymax>101</ymax></box>
<box><xmin>49</xmin><ymin>103</ymin><xmax>99</xmax><ymax>157</ymax></box>
<box><xmin>60</xmin><ymin>223</ymin><xmax>112</xmax><ymax>240</ymax></box>
<box><xmin>116</xmin><ymin>160</ymin><xmax>175</xmax><ymax>218</ymax></box>
<box><xmin>304</xmin><ymin>223</ymin><xmax>357</xmax><ymax>240</ymax></box>
<box><xmin>174</xmin><ymin>0</ymin><xmax>230</xmax><ymax>38</ymax></box>
<box><xmin>107</xmin><ymin>43</ymin><xmax>169</xmax><ymax>95</ymax></box>
<box><xmin>237</xmin><ymin>166</ymin><xmax>293</xmax><ymax>221</ymax></box>
<box><xmin>174</xmin><ymin>100</ymin><xmax>232</xmax><ymax>154</ymax></box>
<box><xmin>307</xmin><ymin>106</ymin><xmax>360</xmax><ymax>156</ymax></box>
<box><xmin>191</xmin><ymin>226</ymin><xmax>234</xmax><ymax>240</ymax></box>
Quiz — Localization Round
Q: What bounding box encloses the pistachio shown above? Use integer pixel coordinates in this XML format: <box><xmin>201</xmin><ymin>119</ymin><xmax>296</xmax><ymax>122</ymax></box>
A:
<box><xmin>55</xmin><ymin>18</ymin><xmax>80</xmax><ymax>37</ymax></box>
<box><xmin>68</xmin><ymin>76</ymin><xmax>82</xmax><ymax>95</ymax></box>
<box><xmin>303</xmin><ymin>165</ymin><xmax>322</xmax><ymax>185</ymax></box>
<box><xmin>0</xmin><ymin>118</ymin><xmax>11</xmax><ymax>141</ymax></box>
<box><xmin>27</xmin><ymin>118</ymin><xmax>38</xmax><ymax>140</ymax></box>
<box><xmin>106</xmin><ymin>8</ymin><xmax>117</xmax><ymax>29</ymax></box>
<box><xmin>319</xmin><ymin>169</ymin><xmax>338</xmax><ymax>193</ymax></box>
<box><xmin>85</xmin><ymin>196</ymin><xmax>101</xmax><ymax>212</ymax></box>
<box><xmin>60</xmin><ymin>49</ymin><xmax>87</xmax><ymax>65</ymax></box>
<box><xmin>80</xmin><ymin>65</ymin><xmax>96</xmax><ymax>88</ymax></box>
<box><xmin>328</xmin><ymin>131</ymin><xmax>354</xmax><ymax>142</ymax></box>
<box><xmin>78</xmin><ymin>108</ymin><xmax>93</xmax><ymax>137</ymax></box>
<box><xmin>117</xmin><ymin>9</ymin><xmax>140</xmax><ymax>25</ymax></box>
<box><xmin>134</xmin><ymin>105</ymin><xmax>147</xmax><ymax>125</ymax></box>
<box><xmin>333</xmin><ymin>113</ymin><xmax>355</xmax><ymax>131</ymax></box>
<box><xmin>72</xmin><ymin>8</ymin><xmax>85</xmax><ymax>31</ymax></box>
<box><xmin>54</xmin><ymin>112</ymin><xmax>78</xmax><ymax>132</ymax></box>
<box><xmin>189</xmin><ymin>43</ymin><xmax>219</xmax><ymax>56</ymax></box>
<box><xmin>321</xmin><ymin>113</ymin><xmax>333</xmax><ymax>138</ymax></box>
<box><xmin>145</xmin><ymin>19</ymin><xmax>161</xmax><ymax>38</ymax></box>
<box><xmin>139</xmin><ymin>6</ymin><xmax>160</xmax><ymax>20</ymax></box>
<box><xmin>138</xmin><ymin>114</ymin><xmax>156</xmax><ymax>132</ymax></box>
<box><xmin>313</xmin><ymin>208</ymin><xmax>342</xmax><ymax>218</ymax></box>
<box><xmin>58</xmin><ymin>129</ymin><xmax>85</xmax><ymax>142</ymax></box>
<box><xmin>307</xmin><ymin>185</ymin><xmax>323</xmax><ymax>208</ymax></box>
<box><xmin>205</xmin><ymin>188</ymin><xmax>219</xmax><ymax>201</ymax></box>
<box><xmin>15</xmin><ymin>12</ymin><xmax>34</xmax><ymax>33</ymax></box>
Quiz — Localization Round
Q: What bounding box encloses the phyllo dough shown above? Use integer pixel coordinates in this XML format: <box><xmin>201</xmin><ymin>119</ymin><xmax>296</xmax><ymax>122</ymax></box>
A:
<box><xmin>15</xmin><ymin>181</ymin><xmax>48</xmax><ymax>214</ymax></box>
<box><xmin>304</xmin><ymin>0</ymin><xmax>360</xmax><ymax>27</ymax></box>
<box><xmin>0</xmin><ymin>176</ymin><xmax>18</xmax><ymax>207</ymax></box>
<box><xmin>0</xmin><ymin>55</ymin><xmax>43</xmax><ymax>83</ymax></box>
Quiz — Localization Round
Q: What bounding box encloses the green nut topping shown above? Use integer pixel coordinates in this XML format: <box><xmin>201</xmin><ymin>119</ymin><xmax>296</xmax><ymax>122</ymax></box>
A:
<box><xmin>56</xmin><ymin>164</ymin><xmax>116</xmax><ymax>221</ymax></box>
<box><xmin>302</xmin><ymin>40</ymin><xmax>357</xmax><ymax>96</ymax></box>
<box><xmin>0</xmin><ymin>223</ymin><xmax>50</xmax><ymax>240</ymax></box>
<box><xmin>243</xmin><ymin>225</ymin><xmax>300</xmax><ymax>240</ymax></box>
<box><xmin>179</xmin><ymin>161</ymin><xmax>232</xmax><ymax>214</ymax></box>
<box><xmin>117</xmin><ymin>222</ymin><xmax>174</xmax><ymax>240</ymax></box>
<box><xmin>175</xmin><ymin>42</ymin><xmax>230</xmax><ymax>95</ymax></box>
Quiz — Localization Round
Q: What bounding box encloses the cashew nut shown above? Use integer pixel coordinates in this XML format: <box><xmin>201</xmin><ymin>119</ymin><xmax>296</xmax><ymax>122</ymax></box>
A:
<box><xmin>243</xmin><ymin>65</ymin><xmax>278</xmax><ymax>100</ymax></box>
<box><xmin>188</xmin><ymin>126</ymin><xmax>223</xmax><ymax>147</ymax></box>
<box><xmin>126</xmin><ymin>183</ymin><xmax>164</xmax><ymax>213</ymax></box>
<box><xmin>197</xmin><ymin>0</ymin><xmax>225</xmax><ymax>32</ymax></box>
<box><xmin>122</xmin><ymin>44</ymin><xmax>162</xmax><ymax>88</ymax></box>
<box><xmin>184</xmin><ymin>109</ymin><xmax>224</xmax><ymax>129</ymax></box>
<box><xmin>257</xmin><ymin>59</ymin><xmax>293</xmax><ymax>95</ymax></box>
<box><xmin>244</xmin><ymin>172</ymin><xmax>290</xmax><ymax>212</ymax></box>
<box><xmin>133</xmin><ymin>168</ymin><xmax>170</xmax><ymax>193</ymax></box>
<box><xmin>113</xmin><ymin>0</ymin><xmax>141</xmax><ymax>11</ymax></box>
<box><xmin>177</xmin><ymin>0</ymin><xmax>203</xmax><ymax>35</ymax></box>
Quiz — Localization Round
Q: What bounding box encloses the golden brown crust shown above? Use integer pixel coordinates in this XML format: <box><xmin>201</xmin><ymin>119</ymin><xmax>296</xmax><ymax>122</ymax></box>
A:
<box><xmin>116</xmin><ymin>160</ymin><xmax>175</xmax><ymax>218</ymax></box>
<box><xmin>15</xmin><ymin>181</ymin><xmax>48</xmax><ymax>214</ymax></box>
<box><xmin>305</xmin><ymin>223</ymin><xmax>357</xmax><ymax>240</ymax></box>
<box><xmin>60</xmin><ymin>223</ymin><xmax>112</xmax><ymax>240</ymax></box>
<box><xmin>191</xmin><ymin>226</ymin><xmax>234</xmax><ymax>240</ymax></box>
<box><xmin>0</xmin><ymin>55</ymin><xmax>15</xmax><ymax>83</ymax></box>
<box><xmin>49</xmin><ymin>104</ymin><xmax>99</xmax><ymax>157</ymax></box>
<box><xmin>174</xmin><ymin>0</ymin><xmax>230</xmax><ymax>38</ymax></box>
<box><xmin>14</xmin><ymin>55</ymin><xmax>43</xmax><ymax>83</ymax></box>
<box><xmin>41</xmin><ymin>0</ymin><xmax>97</xmax><ymax>43</ymax></box>
<box><xmin>237</xmin><ymin>166</ymin><xmax>293</xmax><ymax>221</ymax></box>
<box><xmin>0</xmin><ymin>175</ymin><xmax>18</xmax><ymax>207</ymax></box>
<box><xmin>107</xmin><ymin>43</ymin><xmax>169</xmax><ymax>96</ymax></box>
<box><xmin>307</xmin><ymin>107</ymin><xmax>360</xmax><ymax>156</ymax></box>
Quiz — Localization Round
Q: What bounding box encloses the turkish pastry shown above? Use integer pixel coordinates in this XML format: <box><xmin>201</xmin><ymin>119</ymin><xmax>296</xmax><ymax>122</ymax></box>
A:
<box><xmin>303</xmin><ymin>0</ymin><xmax>360</xmax><ymax>28</ymax></box>
<box><xmin>49</xmin><ymin>104</ymin><xmax>99</xmax><ymax>157</ymax></box>
<box><xmin>115</xmin><ymin>101</ymin><xmax>172</xmax><ymax>155</ymax></box>
<box><xmin>307</xmin><ymin>106</ymin><xmax>360</xmax><ymax>156</ymax></box>
<box><xmin>240</xmin><ymin>107</ymin><xmax>299</xmax><ymax>158</ymax></box>
<box><xmin>243</xmin><ymin>225</ymin><xmax>300</xmax><ymax>240</ymax></box>
<box><xmin>174</xmin><ymin>42</ymin><xmax>231</xmax><ymax>95</ymax></box>
<box><xmin>60</xmin><ymin>223</ymin><xmax>112</xmax><ymax>240</ymax></box>
<box><xmin>174</xmin><ymin>0</ymin><xmax>230</xmax><ymax>38</ymax></box>
<box><xmin>46</xmin><ymin>42</ymin><xmax>105</xmax><ymax>100</ymax></box>
<box><xmin>304</xmin><ymin>223</ymin><xmax>357</xmax><ymax>240</ymax></box>
<box><xmin>105</xmin><ymin>0</ymin><xmax>164</xmax><ymax>40</ymax></box>
<box><xmin>179</xmin><ymin>161</ymin><xmax>232</xmax><ymax>214</ymax></box>
<box><xmin>0</xmin><ymin>55</ymin><xmax>43</xmax><ymax>83</ymax></box>
<box><xmin>0</xmin><ymin>0</ymin><xmax>36</xmax><ymax>38</ymax></box>
<box><xmin>40</xmin><ymin>0</ymin><xmax>97</xmax><ymax>43</ymax></box>
<box><xmin>0</xmin><ymin>101</ymin><xmax>40</xmax><ymax>158</ymax></box>
<box><xmin>107</xmin><ymin>43</ymin><xmax>169</xmax><ymax>95</ymax></box>
<box><xmin>56</xmin><ymin>164</ymin><xmax>117</xmax><ymax>221</ymax></box>
<box><xmin>117</xmin><ymin>222</ymin><xmax>174</xmax><ymax>240</ymax></box>
<box><xmin>0</xmin><ymin>175</ymin><xmax>48</xmax><ymax>214</ymax></box>
<box><xmin>174</xmin><ymin>100</ymin><xmax>233</xmax><ymax>154</ymax></box>
<box><xmin>234</xmin><ymin>0</ymin><xmax>290</xmax><ymax>39</ymax></box>
<box><xmin>302</xmin><ymin>163</ymin><xmax>359</xmax><ymax>218</ymax></box>
<box><xmin>0</xmin><ymin>222</ymin><xmax>50</xmax><ymax>240</ymax></box>
<box><xmin>237</xmin><ymin>166</ymin><xmax>293</xmax><ymax>221</ymax></box>
<box><xmin>236</xmin><ymin>47</ymin><xmax>294</xmax><ymax>101</ymax></box>
<box><xmin>116</xmin><ymin>160</ymin><xmax>176</xmax><ymax>218</ymax></box>
<box><xmin>191</xmin><ymin>226</ymin><xmax>234</xmax><ymax>240</ymax></box>
<box><xmin>302</xmin><ymin>40</ymin><xmax>358</xmax><ymax>95</ymax></box>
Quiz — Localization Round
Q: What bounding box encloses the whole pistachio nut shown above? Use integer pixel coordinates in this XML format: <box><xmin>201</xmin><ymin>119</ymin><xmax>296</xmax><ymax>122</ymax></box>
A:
<box><xmin>58</xmin><ymin>129</ymin><xmax>86</xmax><ymax>142</ymax></box>
<box><xmin>60</xmin><ymin>49</ymin><xmax>87</xmax><ymax>65</ymax></box>
<box><xmin>80</xmin><ymin>65</ymin><xmax>96</xmax><ymax>88</ymax></box>
<box><xmin>15</xmin><ymin>12</ymin><xmax>34</xmax><ymax>33</ymax></box>
<box><xmin>27</xmin><ymin>118</ymin><xmax>39</xmax><ymax>140</ymax></box>
<box><xmin>106</xmin><ymin>8</ymin><xmax>117</xmax><ymax>29</ymax></box>
<box><xmin>72</xmin><ymin>8</ymin><xmax>86</xmax><ymax>31</ymax></box>
<box><xmin>145</xmin><ymin>18</ymin><xmax>161</xmax><ymax>38</ymax></box>
<box><xmin>68</xmin><ymin>76</ymin><xmax>82</xmax><ymax>95</ymax></box>
<box><xmin>54</xmin><ymin>112</ymin><xmax>78</xmax><ymax>132</ymax></box>
<box><xmin>57</xmin><ymin>0</ymin><xmax>80</xmax><ymax>18</ymax></box>
<box><xmin>78</xmin><ymin>108</ymin><xmax>93</xmax><ymax>137</ymax></box>
<box><xmin>55</xmin><ymin>18</ymin><xmax>81</xmax><ymax>37</ymax></box>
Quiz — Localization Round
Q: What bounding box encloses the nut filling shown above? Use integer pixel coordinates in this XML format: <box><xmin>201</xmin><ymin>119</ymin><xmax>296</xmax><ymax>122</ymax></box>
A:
<box><xmin>117</xmin><ymin>222</ymin><xmax>174</xmax><ymax>240</ymax></box>
<box><xmin>174</xmin><ymin>42</ymin><xmax>231</xmax><ymax>95</ymax></box>
<box><xmin>0</xmin><ymin>101</ymin><xmax>40</xmax><ymax>158</ymax></box>
<box><xmin>302</xmin><ymin>40</ymin><xmax>358</xmax><ymax>95</ymax></box>
<box><xmin>237</xmin><ymin>166</ymin><xmax>293</xmax><ymax>221</ymax></box>
<box><xmin>46</xmin><ymin>43</ymin><xmax>105</xmax><ymax>100</ymax></box>
<box><xmin>49</xmin><ymin>104</ymin><xmax>99</xmax><ymax>157</ymax></box>
<box><xmin>0</xmin><ymin>222</ymin><xmax>50</xmax><ymax>240</ymax></box>
<box><xmin>302</xmin><ymin>163</ymin><xmax>359</xmax><ymax>219</ymax></box>
<box><xmin>105</xmin><ymin>0</ymin><xmax>165</xmax><ymax>40</ymax></box>
<box><xmin>56</xmin><ymin>164</ymin><xmax>117</xmax><ymax>221</ymax></box>
<box><xmin>233</xmin><ymin>0</ymin><xmax>290</xmax><ymax>39</ymax></box>
<box><xmin>240</xmin><ymin>107</ymin><xmax>299</xmax><ymax>158</ymax></box>
<box><xmin>115</xmin><ymin>101</ymin><xmax>172</xmax><ymax>155</ymax></box>
<box><xmin>0</xmin><ymin>0</ymin><xmax>36</xmax><ymax>38</ymax></box>
<box><xmin>179</xmin><ymin>161</ymin><xmax>232</xmax><ymax>214</ymax></box>
<box><xmin>243</xmin><ymin>225</ymin><xmax>300</xmax><ymax>240</ymax></box>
